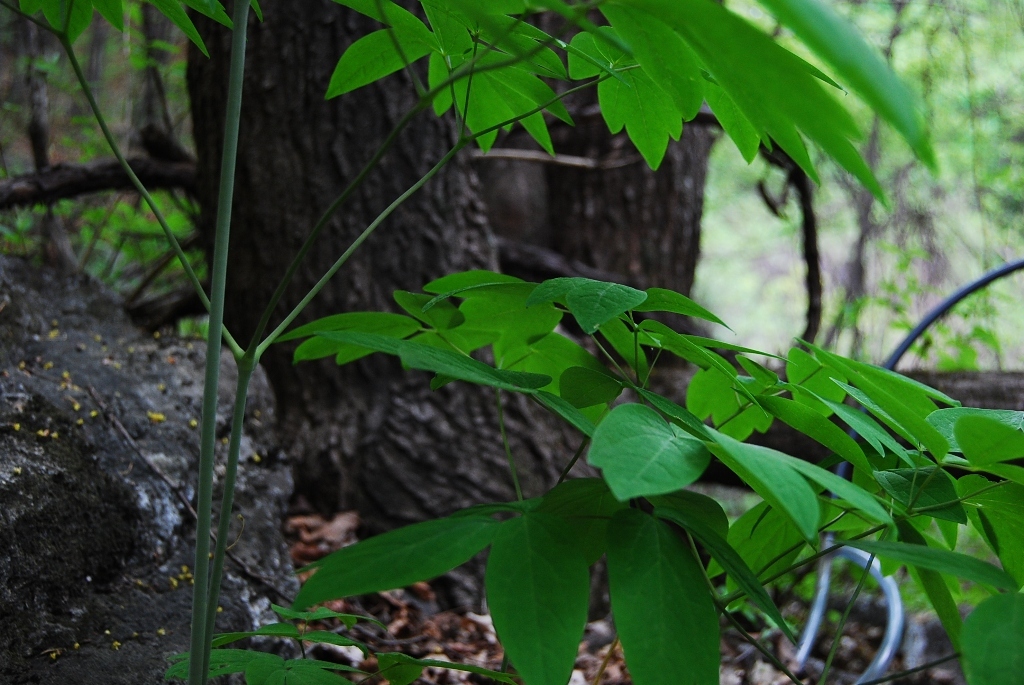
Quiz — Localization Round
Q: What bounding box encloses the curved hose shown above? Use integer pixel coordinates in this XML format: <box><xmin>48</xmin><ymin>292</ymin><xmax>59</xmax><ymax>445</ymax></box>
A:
<box><xmin>794</xmin><ymin>257</ymin><xmax>1024</xmax><ymax>679</ymax></box>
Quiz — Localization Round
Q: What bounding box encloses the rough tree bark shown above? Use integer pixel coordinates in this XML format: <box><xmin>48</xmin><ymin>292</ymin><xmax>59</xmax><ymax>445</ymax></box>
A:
<box><xmin>187</xmin><ymin>2</ymin><xmax>577</xmax><ymax>602</ymax></box>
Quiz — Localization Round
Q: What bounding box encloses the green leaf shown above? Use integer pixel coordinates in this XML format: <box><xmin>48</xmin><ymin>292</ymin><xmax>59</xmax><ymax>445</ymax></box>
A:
<box><xmin>502</xmin><ymin>333</ymin><xmax>606</xmax><ymax>396</ymax></box>
<box><xmin>327</xmin><ymin>29</ymin><xmax>433</xmax><ymax>98</ymax></box>
<box><xmin>637</xmin><ymin>389</ymin><xmax>713</xmax><ymax>440</ymax></box>
<box><xmin>754</xmin><ymin>0</ymin><xmax>933</xmax><ymax>166</ymax></box>
<box><xmin>271</xmin><ymin>604</ymin><xmax>383</xmax><ymax>629</ymax></box>
<box><xmin>164</xmin><ymin>649</ymin><xmax>272</xmax><ymax>680</ymax></box>
<box><xmin>632</xmin><ymin>287</ymin><xmax>726</xmax><ymax>327</ymax></box>
<box><xmin>598</xmin><ymin>317</ymin><xmax>649</xmax><ymax>381</ymax></box>
<box><xmin>757</xmin><ymin>396</ymin><xmax>872</xmax><ymax>475</ymax></box>
<box><xmin>486</xmin><ymin>513</ymin><xmax>590</xmax><ymax>685</ymax></box>
<box><xmin>527</xmin><ymin>277</ymin><xmax>648</xmax><ymax>334</ymax></box>
<box><xmin>607</xmin><ymin>509</ymin><xmax>719</xmax><ymax>685</ymax></box>
<box><xmin>316</xmin><ymin>332</ymin><xmax>551</xmax><ymax>392</ymax></box>
<box><xmin>845</xmin><ymin>538</ymin><xmax>1017</xmax><ymax>591</ymax></box>
<box><xmin>962</xmin><ymin>592</ymin><xmax>1024</xmax><ymax>685</ymax></box>
<box><xmin>423</xmin><ymin>269</ymin><xmax>524</xmax><ymax>297</ymax></box>
<box><xmin>592</xmin><ymin>29</ymin><xmax>683</xmax><ymax>169</ymax></box>
<box><xmin>875</xmin><ymin>467</ymin><xmax>966</xmax><ymax>523</ymax></box>
<box><xmin>378</xmin><ymin>653</ymin><xmax>517</xmax><ymax>685</ymax></box>
<box><xmin>647</xmin><ymin>490</ymin><xmax>728</xmax><ymax>540</ymax></box>
<box><xmin>536</xmin><ymin>478</ymin><xmax>626</xmax><ymax>564</ymax></box>
<box><xmin>928</xmin><ymin>408</ymin><xmax>1024</xmax><ymax>453</ymax></box>
<box><xmin>714</xmin><ymin>502</ymin><xmax>805</xmax><ymax>580</ymax></box>
<box><xmin>703</xmin><ymin>81</ymin><xmax>761</xmax><ymax>162</ymax></box>
<box><xmin>786</xmin><ymin>347</ymin><xmax>847</xmax><ymax>416</ymax></box>
<box><xmin>709</xmin><ymin>432</ymin><xmax>820</xmax><ymax>542</ymax></box>
<box><xmin>93</xmin><ymin>0</ymin><xmax>124</xmax><ymax>30</ymax></box>
<box><xmin>211</xmin><ymin>622</ymin><xmax>299</xmax><ymax>647</ymax></box>
<box><xmin>284</xmin><ymin>312</ymin><xmax>421</xmax><ymax>363</ymax></box>
<box><xmin>600</xmin><ymin>5</ymin><xmax>704</xmax><ymax>119</ymax></box>
<box><xmin>835</xmin><ymin>379</ymin><xmax>949</xmax><ymax>459</ymax></box>
<box><xmin>282</xmin><ymin>660</ymin><xmax>354</xmax><ymax>685</ymax></box>
<box><xmin>534</xmin><ymin>391</ymin><xmax>596</xmax><ymax>437</ymax></box>
<box><xmin>654</xmin><ymin>507</ymin><xmax>795</xmax><ymax>643</ymax></box>
<box><xmin>955</xmin><ymin>415</ymin><xmax>1024</xmax><ymax>466</ymax></box>
<box><xmin>147</xmin><ymin>0</ymin><xmax>209</xmax><ymax>57</ymax></box>
<box><xmin>890</xmin><ymin>520</ymin><xmax>963</xmax><ymax>649</ymax></box>
<box><xmin>804</xmin><ymin>391</ymin><xmax>910</xmax><ymax>463</ymax></box>
<box><xmin>958</xmin><ymin>476</ymin><xmax>1024</xmax><ymax>589</ymax></box>
<box><xmin>293</xmin><ymin>514</ymin><xmax>497</xmax><ymax>609</ymax></box>
<box><xmin>558</xmin><ymin>366</ymin><xmax>623</xmax><ymax>408</ymax></box>
<box><xmin>588</xmin><ymin>403</ymin><xmax>711</xmax><ymax>500</ymax></box>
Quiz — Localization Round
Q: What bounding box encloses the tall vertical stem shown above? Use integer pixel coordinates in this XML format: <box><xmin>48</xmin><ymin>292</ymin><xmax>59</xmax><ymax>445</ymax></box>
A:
<box><xmin>188</xmin><ymin>1</ymin><xmax>251</xmax><ymax>683</ymax></box>
<box><xmin>201</xmin><ymin>357</ymin><xmax>254</xmax><ymax>680</ymax></box>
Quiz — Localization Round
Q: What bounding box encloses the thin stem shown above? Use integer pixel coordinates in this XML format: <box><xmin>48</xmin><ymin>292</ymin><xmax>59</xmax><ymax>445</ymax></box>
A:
<box><xmin>591</xmin><ymin>637</ymin><xmax>619</xmax><ymax>685</ymax></box>
<box><xmin>915</xmin><ymin>480</ymin><xmax>1007</xmax><ymax>513</ymax></box>
<box><xmin>590</xmin><ymin>334</ymin><xmax>634</xmax><ymax>387</ymax></box>
<box><xmin>817</xmin><ymin>550</ymin><xmax>878</xmax><ymax>685</ymax></box>
<box><xmin>188</xmin><ymin>1</ymin><xmax>251</xmax><ymax>683</ymax></box>
<box><xmin>753</xmin><ymin>510</ymin><xmax>849</xmax><ymax>577</ymax></box>
<box><xmin>557</xmin><ymin>437</ymin><xmax>591</xmax><ymax>485</ymax></box>
<box><xmin>257</xmin><ymin>141</ymin><xmax>465</xmax><ymax>356</ymax></box>
<box><xmin>858</xmin><ymin>653</ymin><xmax>960</xmax><ymax>685</ymax></box>
<box><xmin>905</xmin><ymin>463</ymin><xmax>943</xmax><ymax>512</ymax></box>
<box><xmin>246</xmin><ymin>102</ymin><xmax>427</xmax><ymax>353</ymax></box>
<box><xmin>201</xmin><ymin>358</ymin><xmax>254</xmax><ymax>678</ymax></box>
<box><xmin>0</xmin><ymin>0</ymin><xmax>51</xmax><ymax>30</ymax></box>
<box><xmin>495</xmin><ymin>389</ymin><xmax>523</xmax><ymax>501</ymax></box>
<box><xmin>59</xmin><ymin>35</ymin><xmax>243</xmax><ymax>356</ymax></box>
<box><xmin>262</xmin><ymin>77</ymin><xmax>607</xmax><ymax>354</ymax></box>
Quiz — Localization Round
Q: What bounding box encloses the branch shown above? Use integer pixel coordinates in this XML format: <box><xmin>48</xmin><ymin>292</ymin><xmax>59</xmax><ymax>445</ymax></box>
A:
<box><xmin>0</xmin><ymin>157</ymin><xmax>195</xmax><ymax>210</ymax></box>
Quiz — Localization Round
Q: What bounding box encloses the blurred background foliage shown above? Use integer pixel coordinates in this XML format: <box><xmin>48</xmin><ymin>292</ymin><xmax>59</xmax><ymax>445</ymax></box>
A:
<box><xmin>2</xmin><ymin>0</ymin><xmax>1023</xmax><ymax>361</ymax></box>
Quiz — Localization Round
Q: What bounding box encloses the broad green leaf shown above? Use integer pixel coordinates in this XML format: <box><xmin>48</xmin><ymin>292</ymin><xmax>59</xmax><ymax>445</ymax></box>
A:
<box><xmin>685</xmin><ymin>365</ymin><xmax>768</xmax><ymax>440</ymax></box>
<box><xmin>607</xmin><ymin>509</ymin><xmax>719</xmax><ymax>685</ymax></box>
<box><xmin>754</xmin><ymin>0</ymin><xmax>933</xmax><ymax>166</ymax></box>
<box><xmin>316</xmin><ymin>331</ymin><xmax>550</xmax><ymax>391</ymax></box>
<box><xmin>148</xmin><ymin>0</ymin><xmax>209</xmax><ymax>57</ymax></box>
<box><xmin>589</xmin><ymin>403</ymin><xmax>711</xmax><ymax>500</ymax></box>
<box><xmin>736</xmin><ymin>357</ymin><xmax>779</xmax><ymax>391</ymax></box>
<box><xmin>423</xmin><ymin>269</ymin><xmax>524</xmax><ymax>297</ymax></box>
<box><xmin>486</xmin><ymin>513</ymin><xmax>589</xmax><ymax>685</ymax></box>
<box><xmin>713</xmin><ymin>502</ymin><xmax>805</xmax><ymax>580</ymax></box>
<box><xmin>648</xmin><ymin>490</ymin><xmax>728</xmax><ymax>539</ymax></box>
<box><xmin>834</xmin><ymin>378</ymin><xmax>949</xmax><ymax>459</ymax></box>
<box><xmin>281</xmin><ymin>660</ymin><xmax>355</xmax><ymax>685</ymax></box>
<box><xmin>394</xmin><ymin>291</ymin><xmax>464</xmax><ymax>330</ymax></box>
<box><xmin>601</xmin><ymin>4</ymin><xmax>704</xmax><ymax>119</ymax></box>
<box><xmin>655</xmin><ymin>507</ymin><xmax>795</xmax><ymax>643</ymax></box>
<box><xmin>632</xmin><ymin>287</ymin><xmax>726</xmax><ymax>326</ymax></box>
<box><xmin>93</xmin><ymin>0</ymin><xmax>124</xmax><ymax>30</ymax></box>
<box><xmin>592</xmin><ymin>29</ymin><xmax>683</xmax><ymax>169</ymax></box>
<box><xmin>211</xmin><ymin>622</ymin><xmax>299</xmax><ymax>647</ymax></box>
<box><xmin>955</xmin><ymin>415</ymin><xmax>1024</xmax><ymax>466</ymax></box>
<box><xmin>566</xmin><ymin>31</ymin><xmax>618</xmax><ymax>81</ymax></box>
<box><xmin>876</xmin><ymin>467</ymin><xmax>966</xmax><ymax>523</ymax></box>
<box><xmin>928</xmin><ymin>408</ymin><xmax>1024</xmax><ymax>452</ymax></box>
<box><xmin>284</xmin><ymin>312</ymin><xmax>421</xmax><ymax>363</ymax></box>
<box><xmin>637</xmin><ymin>388</ymin><xmax>713</xmax><ymax>440</ymax></box>
<box><xmin>559</xmin><ymin>366</ymin><xmax>623</xmax><ymax>408</ymax></box>
<box><xmin>703</xmin><ymin>81</ymin><xmax>761</xmax><ymax>162</ymax></box>
<box><xmin>889</xmin><ymin>521</ymin><xmax>962</xmax><ymax>648</ymax></box>
<box><xmin>709</xmin><ymin>432</ymin><xmax>820</xmax><ymax>542</ymax></box>
<box><xmin>804</xmin><ymin>390</ymin><xmax>910</xmax><ymax>463</ymax></box>
<box><xmin>502</xmin><ymin>333</ymin><xmax>606</xmax><ymax>396</ymax></box>
<box><xmin>270</xmin><ymin>604</ymin><xmax>383</xmax><ymax>629</ymax></box>
<box><xmin>527</xmin><ymin>277</ymin><xmax>648</xmax><ymax>334</ymax></box>
<box><xmin>164</xmin><ymin>649</ymin><xmax>274</xmax><ymax>680</ymax></box>
<box><xmin>597</xmin><ymin>316</ymin><xmax>649</xmax><ymax>380</ymax></box>
<box><xmin>958</xmin><ymin>476</ymin><xmax>1024</xmax><ymax>589</ymax></box>
<box><xmin>536</xmin><ymin>478</ymin><xmax>626</xmax><ymax>564</ymax></box>
<box><xmin>786</xmin><ymin>347</ymin><xmax>847</xmax><ymax>416</ymax></box>
<box><xmin>534</xmin><ymin>391</ymin><xmax>595</xmax><ymax>437</ymax></box>
<box><xmin>378</xmin><ymin>653</ymin><xmax>516</xmax><ymax>685</ymax></box>
<box><xmin>463</xmin><ymin>287</ymin><xmax>562</xmax><ymax>353</ymax></box>
<box><xmin>327</xmin><ymin>30</ymin><xmax>433</xmax><ymax>98</ymax></box>
<box><xmin>962</xmin><ymin>592</ymin><xmax>1024</xmax><ymax>685</ymax></box>
<box><xmin>845</xmin><ymin>538</ymin><xmax>1016</xmax><ymax>591</ymax></box>
<box><xmin>293</xmin><ymin>514</ymin><xmax>497</xmax><ymax>609</ymax></box>
<box><xmin>757</xmin><ymin>396</ymin><xmax>872</xmax><ymax>475</ymax></box>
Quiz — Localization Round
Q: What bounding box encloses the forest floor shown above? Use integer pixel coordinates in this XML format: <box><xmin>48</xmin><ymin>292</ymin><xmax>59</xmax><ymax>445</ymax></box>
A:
<box><xmin>282</xmin><ymin>508</ymin><xmax>965</xmax><ymax>685</ymax></box>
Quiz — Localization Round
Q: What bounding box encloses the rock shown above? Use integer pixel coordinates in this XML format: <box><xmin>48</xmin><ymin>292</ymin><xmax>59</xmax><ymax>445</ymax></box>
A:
<box><xmin>0</xmin><ymin>256</ymin><xmax>297</xmax><ymax>683</ymax></box>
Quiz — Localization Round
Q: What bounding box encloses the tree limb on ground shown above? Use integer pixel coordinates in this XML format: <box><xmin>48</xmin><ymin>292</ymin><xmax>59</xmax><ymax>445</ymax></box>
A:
<box><xmin>0</xmin><ymin>156</ymin><xmax>195</xmax><ymax>210</ymax></box>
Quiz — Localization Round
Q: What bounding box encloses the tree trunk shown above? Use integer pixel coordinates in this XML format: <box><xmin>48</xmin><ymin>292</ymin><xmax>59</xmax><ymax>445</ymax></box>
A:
<box><xmin>186</xmin><ymin>2</ymin><xmax>577</xmax><ymax>604</ymax></box>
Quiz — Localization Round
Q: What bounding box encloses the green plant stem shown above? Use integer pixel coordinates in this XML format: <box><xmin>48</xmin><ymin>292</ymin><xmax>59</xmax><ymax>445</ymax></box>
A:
<box><xmin>59</xmin><ymin>34</ymin><xmax>243</xmax><ymax>357</ymax></box>
<box><xmin>495</xmin><ymin>389</ymin><xmax>523</xmax><ymax>501</ymax></box>
<box><xmin>858</xmin><ymin>652</ymin><xmax>959</xmax><ymax>685</ymax></box>
<box><xmin>817</xmin><ymin>549</ymin><xmax>878</xmax><ymax>685</ymax></box>
<box><xmin>201</xmin><ymin>357</ymin><xmax>255</xmax><ymax>680</ymax></box>
<box><xmin>753</xmin><ymin>510</ymin><xmax>850</xmax><ymax>577</ymax></box>
<box><xmin>557</xmin><ymin>437</ymin><xmax>590</xmax><ymax>485</ymax></box>
<box><xmin>915</xmin><ymin>479</ymin><xmax>1007</xmax><ymax>513</ymax></box>
<box><xmin>188</xmin><ymin>1</ymin><xmax>251</xmax><ymax>683</ymax></box>
<box><xmin>0</xmin><ymin>0</ymin><xmax>50</xmax><ymax>29</ymax></box>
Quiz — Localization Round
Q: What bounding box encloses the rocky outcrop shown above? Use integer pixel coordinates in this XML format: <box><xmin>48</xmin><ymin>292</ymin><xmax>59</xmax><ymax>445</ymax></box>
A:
<box><xmin>0</xmin><ymin>256</ymin><xmax>297</xmax><ymax>683</ymax></box>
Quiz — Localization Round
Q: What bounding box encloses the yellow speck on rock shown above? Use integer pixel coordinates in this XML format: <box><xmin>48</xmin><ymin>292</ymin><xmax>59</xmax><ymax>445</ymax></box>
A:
<box><xmin>48</xmin><ymin>329</ymin><xmax>59</xmax><ymax>339</ymax></box>
<box><xmin>217</xmin><ymin>606</ymin><xmax>223</xmax><ymax>613</ymax></box>
<box><xmin>169</xmin><ymin>577</ymin><xmax>179</xmax><ymax>590</ymax></box>
<box><xmin>13</xmin><ymin>467</ymin><xmax>22</xmax><ymax>475</ymax></box>
<box><xmin>147</xmin><ymin>412</ymin><xmax>166</xmax><ymax>424</ymax></box>
<box><xmin>12</xmin><ymin>423</ymin><xmax>20</xmax><ymax>431</ymax></box>
<box><xmin>36</xmin><ymin>429</ymin><xmax>49</xmax><ymax>437</ymax></box>
<box><xmin>153</xmin><ymin>331</ymin><xmax>161</xmax><ymax>339</ymax></box>
<box><xmin>73</xmin><ymin>643</ymin><xmax>80</xmax><ymax>650</ymax></box>
<box><xmin>76</xmin><ymin>419</ymin><xmax>84</xmax><ymax>426</ymax></box>
<box><xmin>111</xmin><ymin>641</ymin><xmax>121</xmax><ymax>651</ymax></box>
<box><xmin>188</xmin><ymin>419</ymin><xmax>198</xmax><ymax>429</ymax></box>
<box><xmin>43</xmin><ymin>361</ymin><xmax>53</xmax><ymax>370</ymax></box>
<box><xmin>90</xmin><ymin>410</ymin><xmax>99</xmax><ymax>418</ymax></box>
<box><xmin>62</xmin><ymin>371</ymin><xmax>71</xmax><ymax>380</ymax></box>
<box><xmin>156</xmin><ymin>628</ymin><xmax>166</xmax><ymax>637</ymax></box>
<box><xmin>252</xmin><ymin>454</ymin><xmax>262</xmax><ymax>464</ymax></box>
<box><xmin>157</xmin><ymin>383</ymin><xmax>166</xmax><ymax>392</ymax></box>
